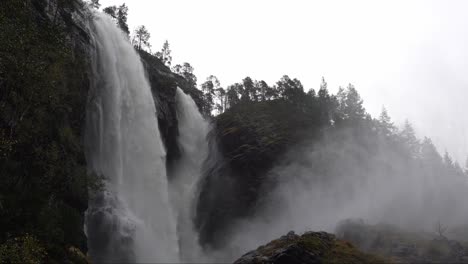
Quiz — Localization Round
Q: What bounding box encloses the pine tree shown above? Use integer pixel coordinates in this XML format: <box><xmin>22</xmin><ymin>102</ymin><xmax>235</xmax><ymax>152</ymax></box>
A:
<box><xmin>132</xmin><ymin>25</ymin><xmax>151</xmax><ymax>51</ymax></box>
<box><xmin>343</xmin><ymin>84</ymin><xmax>366</xmax><ymax>120</ymax></box>
<box><xmin>103</xmin><ymin>4</ymin><xmax>129</xmax><ymax>36</ymax></box>
<box><xmin>399</xmin><ymin>120</ymin><xmax>419</xmax><ymax>156</ymax></box>
<box><xmin>201</xmin><ymin>75</ymin><xmax>220</xmax><ymax>116</ymax></box>
<box><xmin>172</xmin><ymin>63</ymin><xmax>197</xmax><ymax>88</ymax></box>
<box><xmin>155</xmin><ymin>40</ymin><xmax>172</xmax><ymax>67</ymax></box>
<box><xmin>117</xmin><ymin>4</ymin><xmax>129</xmax><ymax>36</ymax></box>
<box><xmin>443</xmin><ymin>151</ymin><xmax>453</xmax><ymax>167</ymax></box>
<box><xmin>378</xmin><ymin>106</ymin><xmax>395</xmax><ymax>137</ymax></box>
<box><xmin>103</xmin><ymin>6</ymin><xmax>117</xmax><ymax>18</ymax></box>
<box><xmin>255</xmin><ymin>80</ymin><xmax>269</xmax><ymax>101</ymax></box>
<box><xmin>226</xmin><ymin>83</ymin><xmax>242</xmax><ymax>109</ymax></box>
<box><xmin>242</xmin><ymin>77</ymin><xmax>254</xmax><ymax>102</ymax></box>
<box><xmin>214</xmin><ymin>87</ymin><xmax>226</xmax><ymax>114</ymax></box>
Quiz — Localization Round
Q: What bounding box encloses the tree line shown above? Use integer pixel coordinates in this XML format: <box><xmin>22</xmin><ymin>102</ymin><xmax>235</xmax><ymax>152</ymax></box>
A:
<box><xmin>88</xmin><ymin>0</ymin><xmax>468</xmax><ymax>170</ymax></box>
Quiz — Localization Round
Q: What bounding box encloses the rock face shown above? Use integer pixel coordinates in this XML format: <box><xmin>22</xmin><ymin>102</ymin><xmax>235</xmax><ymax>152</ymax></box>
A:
<box><xmin>0</xmin><ymin>0</ymin><xmax>93</xmax><ymax>262</ymax></box>
<box><xmin>234</xmin><ymin>231</ymin><xmax>388</xmax><ymax>264</ymax></box>
<box><xmin>138</xmin><ymin>50</ymin><xmax>204</xmax><ymax>174</ymax></box>
<box><xmin>0</xmin><ymin>0</ymin><xmax>203</xmax><ymax>262</ymax></box>
<box><xmin>195</xmin><ymin>100</ymin><xmax>324</xmax><ymax>247</ymax></box>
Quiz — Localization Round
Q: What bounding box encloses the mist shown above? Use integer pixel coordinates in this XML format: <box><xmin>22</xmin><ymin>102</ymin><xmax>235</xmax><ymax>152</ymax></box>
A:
<box><xmin>212</xmin><ymin>119</ymin><xmax>468</xmax><ymax>261</ymax></box>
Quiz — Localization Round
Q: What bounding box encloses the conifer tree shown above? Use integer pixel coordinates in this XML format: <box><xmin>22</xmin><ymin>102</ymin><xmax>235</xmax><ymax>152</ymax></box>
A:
<box><xmin>155</xmin><ymin>40</ymin><xmax>172</xmax><ymax>67</ymax></box>
<box><xmin>116</xmin><ymin>3</ymin><xmax>129</xmax><ymax>36</ymax></box>
<box><xmin>133</xmin><ymin>25</ymin><xmax>151</xmax><ymax>51</ymax></box>
<box><xmin>378</xmin><ymin>106</ymin><xmax>395</xmax><ymax>136</ymax></box>
<box><xmin>400</xmin><ymin>120</ymin><xmax>419</xmax><ymax>156</ymax></box>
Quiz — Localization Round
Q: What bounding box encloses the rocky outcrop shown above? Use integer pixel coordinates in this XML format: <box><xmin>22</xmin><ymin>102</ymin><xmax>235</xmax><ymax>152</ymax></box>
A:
<box><xmin>195</xmin><ymin>100</ymin><xmax>324</xmax><ymax>247</ymax></box>
<box><xmin>138</xmin><ymin>50</ymin><xmax>203</xmax><ymax>174</ymax></box>
<box><xmin>234</xmin><ymin>231</ymin><xmax>388</xmax><ymax>264</ymax></box>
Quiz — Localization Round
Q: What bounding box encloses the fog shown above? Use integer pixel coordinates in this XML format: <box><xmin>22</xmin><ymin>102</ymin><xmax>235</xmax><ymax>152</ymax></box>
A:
<box><xmin>89</xmin><ymin>1</ymin><xmax>468</xmax><ymax>262</ymax></box>
<box><xmin>214</xmin><ymin>125</ymin><xmax>468</xmax><ymax>261</ymax></box>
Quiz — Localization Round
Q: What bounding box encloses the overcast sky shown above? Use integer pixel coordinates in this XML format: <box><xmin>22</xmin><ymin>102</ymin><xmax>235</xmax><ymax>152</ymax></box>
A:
<box><xmin>98</xmin><ymin>0</ymin><xmax>468</xmax><ymax>163</ymax></box>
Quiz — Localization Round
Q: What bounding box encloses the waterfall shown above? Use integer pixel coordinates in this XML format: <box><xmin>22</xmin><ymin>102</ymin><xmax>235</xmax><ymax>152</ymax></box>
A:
<box><xmin>171</xmin><ymin>88</ymin><xmax>210</xmax><ymax>262</ymax></box>
<box><xmin>84</xmin><ymin>13</ymin><xmax>179</xmax><ymax>263</ymax></box>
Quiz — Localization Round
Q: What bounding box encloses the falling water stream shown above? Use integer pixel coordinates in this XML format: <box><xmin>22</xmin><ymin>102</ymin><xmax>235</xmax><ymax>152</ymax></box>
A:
<box><xmin>171</xmin><ymin>88</ymin><xmax>210</xmax><ymax>262</ymax></box>
<box><xmin>85</xmin><ymin>13</ymin><xmax>180</xmax><ymax>263</ymax></box>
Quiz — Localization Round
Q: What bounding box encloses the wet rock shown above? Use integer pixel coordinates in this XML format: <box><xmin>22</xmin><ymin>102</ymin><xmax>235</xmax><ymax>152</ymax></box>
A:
<box><xmin>233</xmin><ymin>231</ymin><xmax>387</xmax><ymax>264</ymax></box>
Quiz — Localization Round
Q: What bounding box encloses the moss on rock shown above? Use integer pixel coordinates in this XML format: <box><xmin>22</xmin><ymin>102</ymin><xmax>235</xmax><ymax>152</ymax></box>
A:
<box><xmin>234</xmin><ymin>231</ymin><xmax>389</xmax><ymax>264</ymax></box>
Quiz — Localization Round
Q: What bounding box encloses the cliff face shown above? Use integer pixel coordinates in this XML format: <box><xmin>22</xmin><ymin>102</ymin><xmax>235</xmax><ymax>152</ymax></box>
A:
<box><xmin>195</xmin><ymin>100</ymin><xmax>324</xmax><ymax>247</ymax></box>
<box><xmin>138</xmin><ymin>50</ymin><xmax>204</xmax><ymax>174</ymax></box>
<box><xmin>0</xmin><ymin>0</ymin><xmax>92</xmax><ymax>262</ymax></box>
<box><xmin>0</xmin><ymin>0</ymin><xmax>197</xmax><ymax>262</ymax></box>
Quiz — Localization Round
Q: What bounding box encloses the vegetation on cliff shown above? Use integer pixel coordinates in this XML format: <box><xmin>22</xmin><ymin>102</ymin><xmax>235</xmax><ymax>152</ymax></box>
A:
<box><xmin>0</xmin><ymin>0</ymin><xmax>92</xmax><ymax>262</ymax></box>
<box><xmin>233</xmin><ymin>231</ymin><xmax>388</xmax><ymax>264</ymax></box>
<box><xmin>195</xmin><ymin>76</ymin><xmax>468</xmax><ymax>249</ymax></box>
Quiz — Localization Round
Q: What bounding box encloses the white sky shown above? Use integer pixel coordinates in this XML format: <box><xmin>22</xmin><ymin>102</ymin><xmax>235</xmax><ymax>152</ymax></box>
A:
<box><xmin>98</xmin><ymin>0</ymin><xmax>468</xmax><ymax>163</ymax></box>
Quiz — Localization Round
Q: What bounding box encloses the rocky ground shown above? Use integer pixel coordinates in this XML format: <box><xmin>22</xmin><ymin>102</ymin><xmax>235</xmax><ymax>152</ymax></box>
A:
<box><xmin>233</xmin><ymin>231</ymin><xmax>388</xmax><ymax>264</ymax></box>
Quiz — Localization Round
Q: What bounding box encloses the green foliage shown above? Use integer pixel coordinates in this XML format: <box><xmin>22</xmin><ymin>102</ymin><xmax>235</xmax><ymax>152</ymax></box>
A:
<box><xmin>0</xmin><ymin>0</ymin><xmax>90</xmax><ymax>261</ymax></box>
<box><xmin>0</xmin><ymin>234</ymin><xmax>47</xmax><ymax>264</ymax></box>
<box><xmin>240</xmin><ymin>231</ymin><xmax>389</xmax><ymax>264</ymax></box>
<box><xmin>198</xmin><ymin>73</ymin><xmax>467</xmax><ymax>247</ymax></box>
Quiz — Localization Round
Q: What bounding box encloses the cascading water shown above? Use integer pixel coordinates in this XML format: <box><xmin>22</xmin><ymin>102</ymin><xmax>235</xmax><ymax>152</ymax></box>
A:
<box><xmin>171</xmin><ymin>88</ymin><xmax>210</xmax><ymax>262</ymax></box>
<box><xmin>84</xmin><ymin>13</ymin><xmax>179</xmax><ymax>263</ymax></box>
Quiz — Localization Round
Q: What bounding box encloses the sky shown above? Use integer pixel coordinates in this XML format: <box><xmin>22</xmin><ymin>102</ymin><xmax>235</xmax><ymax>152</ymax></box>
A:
<box><xmin>98</xmin><ymin>0</ymin><xmax>468</xmax><ymax>163</ymax></box>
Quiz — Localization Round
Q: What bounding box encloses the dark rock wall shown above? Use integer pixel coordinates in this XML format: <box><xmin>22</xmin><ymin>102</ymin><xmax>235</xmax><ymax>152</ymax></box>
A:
<box><xmin>195</xmin><ymin>100</ymin><xmax>323</xmax><ymax>248</ymax></box>
<box><xmin>0</xmin><ymin>0</ymin><xmax>93</xmax><ymax>262</ymax></box>
<box><xmin>138</xmin><ymin>50</ymin><xmax>204</xmax><ymax>176</ymax></box>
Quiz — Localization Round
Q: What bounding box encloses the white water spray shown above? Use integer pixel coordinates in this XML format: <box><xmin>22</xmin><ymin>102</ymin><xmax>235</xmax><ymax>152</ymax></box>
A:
<box><xmin>171</xmin><ymin>88</ymin><xmax>210</xmax><ymax>262</ymax></box>
<box><xmin>85</xmin><ymin>13</ymin><xmax>179</xmax><ymax>263</ymax></box>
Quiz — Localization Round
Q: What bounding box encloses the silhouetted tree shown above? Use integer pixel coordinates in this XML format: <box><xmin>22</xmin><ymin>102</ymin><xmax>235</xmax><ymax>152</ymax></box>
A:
<box><xmin>339</xmin><ymin>84</ymin><xmax>366</xmax><ymax>121</ymax></box>
<box><xmin>172</xmin><ymin>62</ymin><xmax>197</xmax><ymax>88</ymax></box>
<box><xmin>276</xmin><ymin>75</ymin><xmax>304</xmax><ymax>102</ymax></box>
<box><xmin>226</xmin><ymin>83</ymin><xmax>242</xmax><ymax>109</ymax></box>
<box><xmin>255</xmin><ymin>80</ymin><xmax>269</xmax><ymax>101</ymax></box>
<box><xmin>133</xmin><ymin>25</ymin><xmax>151</xmax><ymax>51</ymax></box>
<box><xmin>240</xmin><ymin>77</ymin><xmax>253</xmax><ymax>102</ymax></box>
<box><xmin>443</xmin><ymin>151</ymin><xmax>453</xmax><ymax>167</ymax></box>
<box><xmin>420</xmin><ymin>137</ymin><xmax>442</xmax><ymax>167</ymax></box>
<box><xmin>155</xmin><ymin>40</ymin><xmax>172</xmax><ymax>67</ymax></box>
<box><xmin>90</xmin><ymin>0</ymin><xmax>100</xmax><ymax>9</ymax></box>
<box><xmin>399</xmin><ymin>120</ymin><xmax>419</xmax><ymax>157</ymax></box>
<box><xmin>116</xmin><ymin>4</ymin><xmax>129</xmax><ymax>35</ymax></box>
<box><xmin>201</xmin><ymin>75</ymin><xmax>220</xmax><ymax>116</ymax></box>
<box><xmin>103</xmin><ymin>4</ymin><xmax>129</xmax><ymax>36</ymax></box>
<box><xmin>214</xmin><ymin>87</ymin><xmax>226</xmax><ymax>114</ymax></box>
<box><xmin>265</xmin><ymin>84</ymin><xmax>279</xmax><ymax>100</ymax></box>
<box><xmin>317</xmin><ymin>77</ymin><xmax>334</xmax><ymax>125</ymax></box>
<box><xmin>103</xmin><ymin>6</ymin><xmax>117</xmax><ymax>18</ymax></box>
<box><xmin>378</xmin><ymin>106</ymin><xmax>395</xmax><ymax>137</ymax></box>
